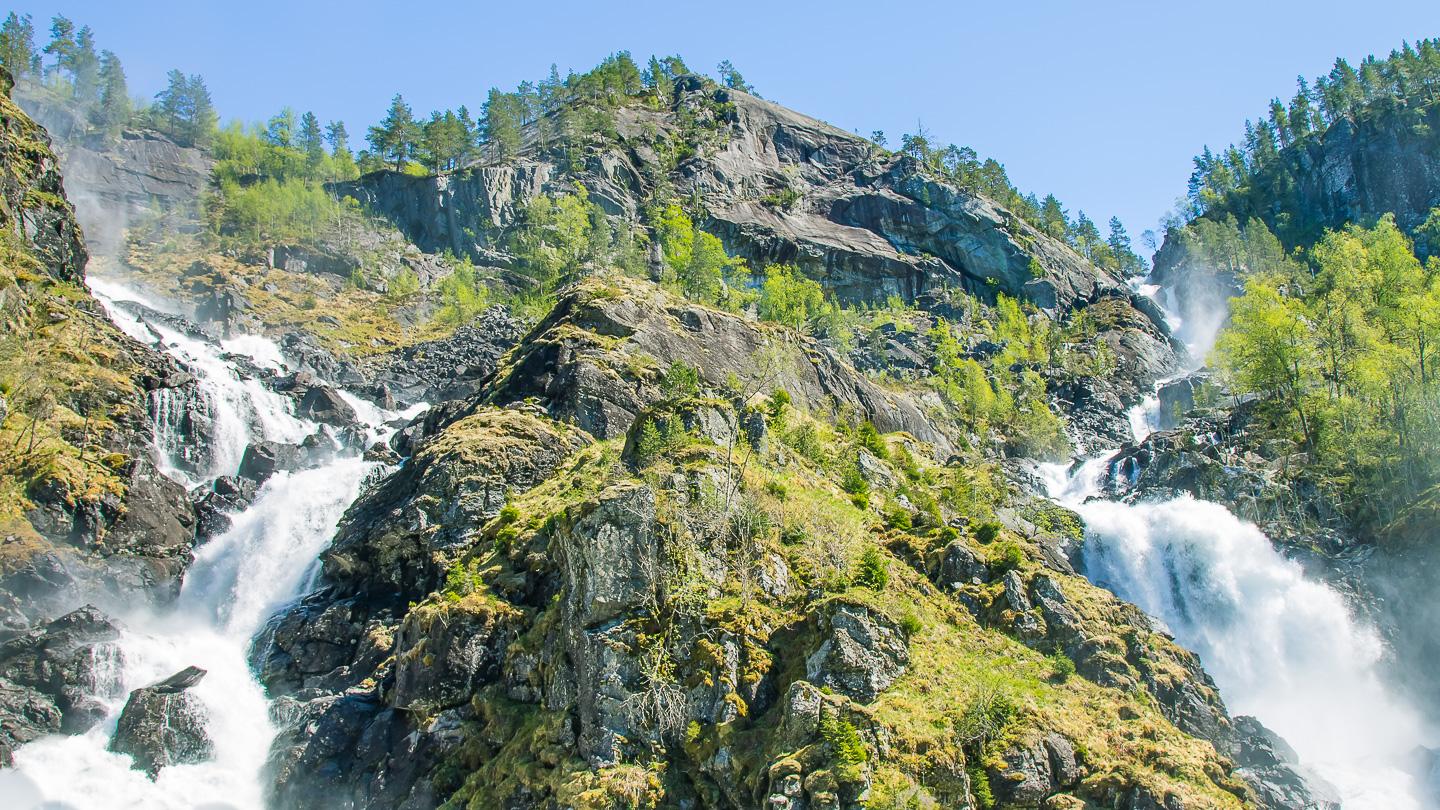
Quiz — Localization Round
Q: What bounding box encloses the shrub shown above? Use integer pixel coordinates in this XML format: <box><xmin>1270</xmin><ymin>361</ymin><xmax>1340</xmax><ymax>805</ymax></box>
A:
<box><xmin>968</xmin><ymin>763</ymin><xmax>995</xmax><ymax>810</ymax></box>
<box><xmin>853</xmin><ymin>547</ymin><xmax>889</xmax><ymax>590</ymax></box>
<box><xmin>1049</xmin><ymin>652</ymin><xmax>1076</xmax><ymax>682</ymax></box>
<box><xmin>973</xmin><ymin>521</ymin><xmax>1002</xmax><ymax>544</ymax></box>
<box><xmin>660</xmin><ymin>360</ymin><xmax>700</xmax><ymax>400</ymax></box>
<box><xmin>884</xmin><ymin>503</ymin><xmax>913</xmax><ymax>531</ymax></box>
<box><xmin>388</xmin><ymin>267</ymin><xmax>421</xmax><ymax>300</ymax></box>
<box><xmin>899</xmin><ymin>611</ymin><xmax>924</xmax><ymax>637</ymax></box>
<box><xmin>840</xmin><ymin>465</ymin><xmax>870</xmax><ymax>497</ymax></box>
<box><xmin>819</xmin><ymin>712</ymin><xmax>868</xmax><ymax>783</ymax></box>
<box><xmin>857</xmin><ymin>421</ymin><xmax>886</xmax><ymax>455</ymax></box>
<box><xmin>993</xmin><ymin>540</ymin><xmax>1026</xmax><ymax>573</ymax></box>
<box><xmin>768</xmin><ymin>388</ymin><xmax>791</xmax><ymax>420</ymax></box>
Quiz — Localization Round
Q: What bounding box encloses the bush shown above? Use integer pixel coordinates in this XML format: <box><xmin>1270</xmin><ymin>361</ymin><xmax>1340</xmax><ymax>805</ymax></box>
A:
<box><xmin>660</xmin><ymin>360</ymin><xmax>700</xmax><ymax>400</ymax></box>
<box><xmin>967</xmin><ymin>763</ymin><xmax>995</xmax><ymax>810</ymax></box>
<box><xmin>387</xmin><ymin>267</ymin><xmax>420</xmax><ymax>300</ymax></box>
<box><xmin>853</xmin><ymin>547</ymin><xmax>890</xmax><ymax>590</ymax></box>
<box><xmin>884</xmin><ymin>503</ymin><xmax>913</xmax><ymax>531</ymax></box>
<box><xmin>819</xmin><ymin>712</ymin><xmax>868</xmax><ymax>783</ymax></box>
<box><xmin>899</xmin><ymin>611</ymin><xmax>924</xmax><ymax>637</ymax></box>
<box><xmin>1049</xmin><ymin>651</ymin><xmax>1076</xmax><ymax>682</ymax></box>
<box><xmin>973</xmin><ymin>521</ymin><xmax>1002</xmax><ymax>544</ymax></box>
<box><xmin>857</xmin><ymin>421</ymin><xmax>886</xmax><ymax>455</ymax></box>
<box><xmin>768</xmin><ymin>388</ymin><xmax>791</xmax><ymax>420</ymax></box>
<box><xmin>993</xmin><ymin>540</ymin><xmax>1026</xmax><ymax>573</ymax></box>
<box><xmin>840</xmin><ymin>465</ymin><xmax>870</xmax><ymax>497</ymax></box>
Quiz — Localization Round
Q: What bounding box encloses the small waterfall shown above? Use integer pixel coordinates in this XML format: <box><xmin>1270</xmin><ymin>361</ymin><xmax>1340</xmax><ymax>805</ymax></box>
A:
<box><xmin>0</xmin><ymin>277</ymin><xmax>421</xmax><ymax>809</ymax></box>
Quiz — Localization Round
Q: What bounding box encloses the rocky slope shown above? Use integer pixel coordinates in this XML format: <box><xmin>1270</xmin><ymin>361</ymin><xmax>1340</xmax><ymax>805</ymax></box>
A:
<box><xmin>251</xmin><ymin>269</ymin><xmax>1326</xmax><ymax>810</ymax></box>
<box><xmin>0</xmin><ymin>58</ymin><xmax>1343</xmax><ymax>810</ymax></box>
<box><xmin>338</xmin><ymin>78</ymin><xmax>1150</xmax><ymax>316</ymax></box>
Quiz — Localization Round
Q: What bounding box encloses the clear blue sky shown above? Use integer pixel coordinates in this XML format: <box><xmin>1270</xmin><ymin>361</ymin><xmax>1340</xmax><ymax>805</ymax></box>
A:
<box><xmin>9</xmin><ymin>1</ymin><xmax>1439</xmax><ymax>244</ymax></box>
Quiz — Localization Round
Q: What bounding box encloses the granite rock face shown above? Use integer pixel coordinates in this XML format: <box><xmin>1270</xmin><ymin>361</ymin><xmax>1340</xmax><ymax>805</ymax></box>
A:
<box><xmin>339</xmin><ymin>79</ymin><xmax>1154</xmax><ymax>322</ymax></box>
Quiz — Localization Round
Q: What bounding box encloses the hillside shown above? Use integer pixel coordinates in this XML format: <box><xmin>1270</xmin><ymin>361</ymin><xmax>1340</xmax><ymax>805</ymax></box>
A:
<box><xmin>0</xmin><ymin>27</ymin><xmax>1401</xmax><ymax>810</ymax></box>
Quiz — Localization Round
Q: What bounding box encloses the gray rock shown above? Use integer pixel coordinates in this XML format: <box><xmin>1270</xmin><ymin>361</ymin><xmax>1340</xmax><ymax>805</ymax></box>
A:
<box><xmin>0</xmin><ymin>605</ymin><xmax>122</xmax><ymax>745</ymax></box>
<box><xmin>935</xmin><ymin>539</ymin><xmax>990</xmax><ymax>587</ymax></box>
<box><xmin>805</xmin><ymin>602</ymin><xmax>909</xmax><ymax>702</ymax></box>
<box><xmin>109</xmin><ymin>666</ymin><xmax>214</xmax><ymax>776</ymax></box>
<box><xmin>238</xmin><ymin>440</ymin><xmax>303</xmax><ymax>484</ymax></box>
<box><xmin>297</xmin><ymin>384</ymin><xmax>358</xmax><ymax>427</ymax></box>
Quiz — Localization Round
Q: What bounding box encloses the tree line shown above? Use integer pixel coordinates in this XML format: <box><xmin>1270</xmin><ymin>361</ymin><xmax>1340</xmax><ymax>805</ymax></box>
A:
<box><xmin>879</xmin><ymin>125</ymin><xmax>1146</xmax><ymax>277</ymax></box>
<box><xmin>1184</xmin><ymin>38</ymin><xmax>1440</xmax><ymax>245</ymax></box>
<box><xmin>361</xmin><ymin>51</ymin><xmax>751</xmax><ymax>174</ymax></box>
<box><xmin>0</xmin><ymin>12</ymin><xmax>217</xmax><ymax>148</ymax></box>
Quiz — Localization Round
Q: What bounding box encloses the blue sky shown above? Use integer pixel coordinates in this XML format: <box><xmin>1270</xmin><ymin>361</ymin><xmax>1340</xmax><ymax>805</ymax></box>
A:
<box><xmin>8</xmin><ymin>0</ymin><xmax>1439</xmax><ymax>244</ymax></box>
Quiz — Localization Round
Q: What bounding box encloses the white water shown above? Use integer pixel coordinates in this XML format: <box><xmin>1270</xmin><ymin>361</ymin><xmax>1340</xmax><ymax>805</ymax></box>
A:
<box><xmin>0</xmin><ymin>279</ymin><xmax>416</xmax><ymax>810</ymax></box>
<box><xmin>1039</xmin><ymin>281</ymin><xmax>1431</xmax><ymax>807</ymax></box>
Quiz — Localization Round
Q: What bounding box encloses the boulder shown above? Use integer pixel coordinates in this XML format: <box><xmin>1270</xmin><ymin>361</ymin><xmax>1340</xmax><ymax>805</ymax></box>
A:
<box><xmin>0</xmin><ymin>605</ymin><xmax>122</xmax><ymax>742</ymax></box>
<box><xmin>297</xmin><ymin>384</ymin><xmax>358</xmax><ymax>427</ymax></box>
<box><xmin>934</xmin><ymin>539</ymin><xmax>990</xmax><ymax>587</ymax></box>
<box><xmin>804</xmin><ymin>602</ymin><xmax>909</xmax><ymax>702</ymax></box>
<box><xmin>108</xmin><ymin>666</ymin><xmax>214</xmax><ymax>777</ymax></box>
<box><xmin>238</xmin><ymin>440</ymin><xmax>303</xmax><ymax>484</ymax></box>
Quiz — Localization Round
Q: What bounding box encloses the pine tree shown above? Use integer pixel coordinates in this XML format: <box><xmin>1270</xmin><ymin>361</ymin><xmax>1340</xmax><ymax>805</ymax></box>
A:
<box><xmin>1039</xmin><ymin>195</ymin><xmax>1068</xmax><ymax>240</ymax></box>
<box><xmin>93</xmin><ymin>50</ymin><xmax>129</xmax><ymax>138</ymax></box>
<box><xmin>0</xmin><ymin>13</ymin><xmax>37</xmax><ymax>78</ymax></box>
<box><xmin>325</xmin><ymin>120</ymin><xmax>350</xmax><ymax>156</ymax></box>
<box><xmin>71</xmin><ymin>25</ymin><xmax>98</xmax><ymax>101</ymax></box>
<box><xmin>299</xmin><ymin>111</ymin><xmax>325</xmax><ymax>162</ymax></box>
<box><xmin>183</xmin><ymin>73</ymin><xmax>216</xmax><ymax>148</ymax></box>
<box><xmin>482</xmin><ymin>88</ymin><xmax>522</xmax><ymax>159</ymax></box>
<box><xmin>367</xmin><ymin>94</ymin><xmax>419</xmax><ymax>170</ymax></box>
<box><xmin>716</xmin><ymin>59</ymin><xmax>752</xmax><ymax>92</ymax></box>
<box><xmin>1106</xmin><ymin>216</ymin><xmax>1141</xmax><ymax>274</ymax></box>
<box><xmin>42</xmin><ymin>15</ymin><xmax>74</xmax><ymax>82</ymax></box>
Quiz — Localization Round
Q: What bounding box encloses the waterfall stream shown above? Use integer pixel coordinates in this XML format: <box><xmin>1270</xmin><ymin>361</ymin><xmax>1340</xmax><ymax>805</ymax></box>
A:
<box><xmin>0</xmin><ymin>278</ymin><xmax>422</xmax><ymax>810</ymax></box>
<box><xmin>1039</xmin><ymin>282</ymin><xmax>1432</xmax><ymax>809</ymax></box>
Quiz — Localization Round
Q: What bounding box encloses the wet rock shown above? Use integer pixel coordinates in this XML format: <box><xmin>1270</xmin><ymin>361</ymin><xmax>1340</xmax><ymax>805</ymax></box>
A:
<box><xmin>0</xmin><ymin>676</ymin><xmax>63</xmax><ymax>766</ymax></box>
<box><xmin>109</xmin><ymin>666</ymin><xmax>213</xmax><ymax>776</ymax></box>
<box><xmin>0</xmin><ymin>605</ymin><xmax>122</xmax><ymax>741</ymax></box>
<box><xmin>238</xmin><ymin>440</ymin><xmax>303</xmax><ymax>484</ymax></box>
<box><xmin>805</xmin><ymin>602</ymin><xmax>909</xmax><ymax>702</ymax></box>
<box><xmin>1232</xmin><ymin>715</ymin><xmax>1342</xmax><ymax>810</ymax></box>
<box><xmin>297</xmin><ymin>384</ymin><xmax>358</xmax><ymax>427</ymax></box>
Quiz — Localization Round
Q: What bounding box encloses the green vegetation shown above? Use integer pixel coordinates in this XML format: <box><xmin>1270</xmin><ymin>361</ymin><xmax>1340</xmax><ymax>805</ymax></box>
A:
<box><xmin>1185</xmin><ymin>40</ymin><xmax>1440</xmax><ymax>238</ymax></box>
<box><xmin>1214</xmin><ymin>214</ymin><xmax>1440</xmax><ymax>528</ymax></box>
<box><xmin>1</xmin><ymin>14</ymin><xmax>216</xmax><ymax>147</ymax></box>
<box><xmin>927</xmin><ymin>298</ymin><xmax>1073</xmax><ymax>460</ymax></box>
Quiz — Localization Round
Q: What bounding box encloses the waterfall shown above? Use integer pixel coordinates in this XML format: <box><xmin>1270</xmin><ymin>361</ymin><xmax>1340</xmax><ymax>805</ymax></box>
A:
<box><xmin>0</xmin><ymin>278</ymin><xmax>420</xmax><ymax>810</ymax></box>
<box><xmin>1038</xmin><ymin>383</ymin><xmax>1432</xmax><ymax>810</ymax></box>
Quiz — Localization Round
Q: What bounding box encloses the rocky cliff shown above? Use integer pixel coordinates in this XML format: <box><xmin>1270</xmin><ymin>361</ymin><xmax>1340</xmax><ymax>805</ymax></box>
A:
<box><xmin>338</xmin><ymin>78</ymin><xmax>1145</xmax><ymax>317</ymax></box>
<box><xmin>0</xmin><ymin>66</ymin><xmax>201</xmax><ymax>760</ymax></box>
<box><xmin>13</xmin><ymin>81</ymin><xmax>212</xmax><ymax>257</ymax></box>
<box><xmin>248</xmin><ymin>268</ymin><xmax>1324</xmax><ymax>810</ymax></box>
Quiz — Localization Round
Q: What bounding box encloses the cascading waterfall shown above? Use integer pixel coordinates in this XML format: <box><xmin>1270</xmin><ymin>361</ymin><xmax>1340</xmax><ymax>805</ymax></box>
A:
<box><xmin>1039</xmin><ymin>280</ymin><xmax>1432</xmax><ymax>809</ymax></box>
<box><xmin>0</xmin><ymin>278</ymin><xmax>421</xmax><ymax>810</ymax></box>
